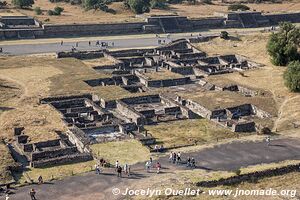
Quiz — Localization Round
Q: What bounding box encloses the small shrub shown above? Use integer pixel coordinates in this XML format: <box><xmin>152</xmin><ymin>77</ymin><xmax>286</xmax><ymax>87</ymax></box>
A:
<box><xmin>34</xmin><ymin>7</ymin><xmax>42</xmax><ymax>15</ymax></box>
<box><xmin>228</xmin><ymin>4</ymin><xmax>250</xmax><ymax>11</ymax></box>
<box><xmin>220</xmin><ymin>31</ymin><xmax>229</xmax><ymax>39</ymax></box>
<box><xmin>47</xmin><ymin>10</ymin><xmax>55</xmax><ymax>15</ymax></box>
<box><xmin>54</xmin><ymin>6</ymin><xmax>64</xmax><ymax>15</ymax></box>
<box><xmin>150</xmin><ymin>0</ymin><xmax>167</xmax><ymax>9</ymax></box>
<box><xmin>235</xmin><ymin>169</ymin><xmax>241</xmax><ymax>176</ymax></box>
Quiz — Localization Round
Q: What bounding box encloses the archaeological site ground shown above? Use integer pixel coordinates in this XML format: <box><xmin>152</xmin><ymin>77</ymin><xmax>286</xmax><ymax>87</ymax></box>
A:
<box><xmin>0</xmin><ymin>0</ymin><xmax>300</xmax><ymax>199</ymax></box>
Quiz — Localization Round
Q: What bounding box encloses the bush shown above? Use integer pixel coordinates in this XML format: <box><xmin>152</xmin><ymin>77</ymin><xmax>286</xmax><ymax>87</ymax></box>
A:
<box><xmin>267</xmin><ymin>22</ymin><xmax>300</xmax><ymax>66</ymax></box>
<box><xmin>47</xmin><ymin>10</ymin><xmax>55</xmax><ymax>15</ymax></box>
<box><xmin>220</xmin><ymin>31</ymin><xmax>229</xmax><ymax>39</ymax></box>
<box><xmin>127</xmin><ymin>0</ymin><xmax>150</xmax><ymax>14</ymax></box>
<box><xmin>12</xmin><ymin>0</ymin><xmax>34</xmax><ymax>8</ymax></box>
<box><xmin>228</xmin><ymin>4</ymin><xmax>250</xmax><ymax>11</ymax></box>
<box><xmin>284</xmin><ymin>61</ymin><xmax>300</xmax><ymax>92</ymax></box>
<box><xmin>150</xmin><ymin>0</ymin><xmax>167</xmax><ymax>9</ymax></box>
<box><xmin>201</xmin><ymin>0</ymin><xmax>212</xmax><ymax>4</ymax></box>
<box><xmin>34</xmin><ymin>7</ymin><xmax>42</xmax><ymax>15</ymax></box>
<box><xmin>54</xmin><ymin>6</ymin><xmax>64</xmax><ymax>15</ymax></box>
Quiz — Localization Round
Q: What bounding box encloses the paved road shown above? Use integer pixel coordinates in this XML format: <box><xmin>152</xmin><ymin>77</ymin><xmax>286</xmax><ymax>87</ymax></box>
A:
<box><xmin>0</xmin><ymin>28</ymin><xmax>274</xmax><ymax>56</ymax></box>
<box><xmin>5</xmin><ymin>138</ymin><xmax>300</xmax><ymax>200</ymax></box>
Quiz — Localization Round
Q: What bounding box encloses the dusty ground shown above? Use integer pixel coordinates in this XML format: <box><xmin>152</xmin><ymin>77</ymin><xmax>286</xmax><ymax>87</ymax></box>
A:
<box><xmin>195</xmin><ymin>33</ymin><xmax>300</xmax><ymax>133</ymax></box>
<box><xmin>0</xmin><ymin>0</ymin><xmax>300</xmax><ymax>24</ymax></box>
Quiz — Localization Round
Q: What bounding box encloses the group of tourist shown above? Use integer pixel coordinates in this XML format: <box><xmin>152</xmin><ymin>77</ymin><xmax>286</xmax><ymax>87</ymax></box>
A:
<box><xmin>114</xmin><ymin>160</ymin><xmax>131</xmax><ymax>178</ymax></box>
<box><xmin>145</xmin><ymin>157</ymin><xmax>161</xmax><ymax>174</ymax></box>
<box><xmin>169</xmin><ymin>151</ymin><xmax>196</xmax><ymax>168</ymax></box>
<box><xmin>60</xmin><ymin>40</ymin><xmax>115</xmax><ymax>51</ymax></box>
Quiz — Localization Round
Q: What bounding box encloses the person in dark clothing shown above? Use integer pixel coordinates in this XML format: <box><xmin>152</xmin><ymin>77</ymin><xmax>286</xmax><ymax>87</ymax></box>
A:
<box><xmin>29</xmin><ymin>188</ymin><xmax>37</xmax><ymax>200</ymax></box>
<box><xmin>117</xmin><ymin>166</ymin><xmax>122</xmax><ymax>178</ymax></box>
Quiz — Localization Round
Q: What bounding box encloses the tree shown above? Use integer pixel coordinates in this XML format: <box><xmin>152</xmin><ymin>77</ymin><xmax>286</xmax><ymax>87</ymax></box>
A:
<box><xmin>127</xmin><ymin>0</ymin><xmax>150</xmax><ymax>14</ymax></box>
<box><xmin>284</xmin><ymin>61</ymin><xmax>300</xmax><ymax>92</ymax></box>
<box><xmin>267</xmin><ymin>22</ymin><xmax>300</xmax><ymax>66</ymax></box>
<box><xmin>12</xmin><ymin>0</ymin><xmax>34</xmax><ymax>8</ymax></box>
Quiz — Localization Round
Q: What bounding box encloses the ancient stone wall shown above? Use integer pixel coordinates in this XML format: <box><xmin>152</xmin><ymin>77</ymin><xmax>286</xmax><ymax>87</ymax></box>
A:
<box><xmin>56</xmin><ymin>50</ymin><xmax>104</xmax><ymax>59</ymax></box>
<box><xmin>31</xmin><ymin>153</ymin><xmax>92</xmax><ymax>168</ymax></box>
<box><xmin>42</xmin><ymin>22</ymin><xmax>146</xmax><ymax>37</ymax></box>
<box><xmin>232</xmin><ymin>121</ymin><xmax>256</xmax><ymax>132</ymax></box>
<box><xmin>116</xmin><ymin>100</ymin><xmax>145</xmax><ymax>125</ymax></box>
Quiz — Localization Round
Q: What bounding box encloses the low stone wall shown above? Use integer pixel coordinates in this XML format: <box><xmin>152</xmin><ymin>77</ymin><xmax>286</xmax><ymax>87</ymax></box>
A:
<box><xmin>56</xmin><ymin>50</ymin><xmax>104</xmax><ymax>59</ymax></box>
<box><xmin>43</xmin><ymin>22</ymin><xmax>146</xmax><ymax>37</ymax></box>
<box><xmin>116</xmin><ymin>100</ymin><xmax>145</xmax><ymax>125</ymax></box>
<box><xmin>31</xmin><ymin>146</ymin><xmax>77</xmax><ymax>161</ymax></box>
<box><xmin>31</xmin><ymin>153</ymin><xmax>92</xmax><ymax>168</ymax></box>
<box><xmin>196</xmin><ymin>163</ymin><xmax>300</xmax><ymax>187</ymax></box>
<box><xmin>121</xmin><ymin>94</ymin><xmax>160</xmax><ymax>105</ymax></box>
<box><xmin>40</xmin><ymin>94</ymin><xmax>92</xmax><ymax>104</ymax></box>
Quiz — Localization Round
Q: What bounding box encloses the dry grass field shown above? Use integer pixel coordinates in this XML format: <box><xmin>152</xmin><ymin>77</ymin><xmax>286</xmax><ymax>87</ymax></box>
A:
<box><xmin>0</xmin><ymin>143</ymin><xmax>16</xmax><ymax>185</ymax></box>
<box><xmin>195</xmin><ymin>33</ymin><xmax>300</xmax><ymax>133</ymax></box>
<box><xmin>90</xmin><ymin>139</ymin><xmax>150</xmax><ymax>165</ymax></box>
<box><xmin>145</xmin><ymin>119</ymin><xmax>238</xmax><ymax>148</ymax></box>
<box><xmin>0</xmin><ymin>0</ymin><xmax>300</xmax><ymax>24</ymax></box>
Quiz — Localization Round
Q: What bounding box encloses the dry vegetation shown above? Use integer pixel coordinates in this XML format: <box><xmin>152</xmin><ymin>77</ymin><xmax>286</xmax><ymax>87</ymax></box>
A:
<box><xmin>196</xmin><ymin>33</ymin><xmax>300</xmax><ymax>133</ymax></box>
<box><xmin>145</xmin><ymin>119</ymin><xmax>238</xmax><ymax>148</ymax></box>
<box><xmin>90</xmin><ymin>139</ymin><xmax>150</xmax><ymax>165</ymax></box>
<box><xmin>0</xmin><ymin>0</ymin><xmax>300</xmax><ymax>24</ymax></box>
<box><xmin>0</xmin><ymin>143</ymin><xmax>16</xmax><ymax>185</ymax></box>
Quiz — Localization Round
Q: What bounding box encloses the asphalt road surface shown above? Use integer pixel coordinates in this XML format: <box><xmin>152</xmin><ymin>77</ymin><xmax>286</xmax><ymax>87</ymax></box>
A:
<box><xmin>0</xmin><ymin>28</ymin><xmax>275</xmax><ymax>56</ymax></box>
<box><xmin>5</xmin><ymin>138</ymin><xmax>300</xmax><ymax>200</ymax></box>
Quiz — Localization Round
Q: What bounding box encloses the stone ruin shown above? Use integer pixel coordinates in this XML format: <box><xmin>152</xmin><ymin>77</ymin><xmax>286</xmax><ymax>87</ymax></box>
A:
<box><xmin>13</xmin><ymin>127</ymin><xmax>92</xmax><ymax>168</ymax></box>
<box><xmin>11</xmin><ymin>39</ymin><xmax>273</xmax><ymax>167</ymax></box>
<box><xmin>1</xmin><ymin>11</ymin><xmax>300</xmax><ymax>39</ymax></box>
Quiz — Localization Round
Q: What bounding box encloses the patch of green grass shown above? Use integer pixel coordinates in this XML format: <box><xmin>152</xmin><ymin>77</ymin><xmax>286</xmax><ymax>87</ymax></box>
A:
<box><xmin>90</xmin><ymin>139</ymin><xmax>150</xmax><ymax>165</ymax></box>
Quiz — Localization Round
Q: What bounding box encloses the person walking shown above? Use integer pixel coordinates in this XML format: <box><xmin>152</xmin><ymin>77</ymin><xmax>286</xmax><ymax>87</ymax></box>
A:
<box><xmin>186</xmin><ymin>157</ymin><xmax>191</xmax><ymax>168</ymax></box>
<box><xmin>156</xmin><ymin>162</ymin><xmax>161</xmax><ymax>174</ymax></box>
<box><xmin>5</xmin><ymin>194</ymin><xmax>9</xmax><ymax>200</ymax></box>
<box><xmin>124</xmin><ymin>163</ymin><xmax>129</xmax><ymax>176</ymax></box>
<box><xmin>115</xmin><ymin>160</ymin><xmax>119</xmax><ymax>171</ymax></box>
<box><xmin>172</xmin><ymin>152</ymin><xmax>177</xmax><ymax>164</ymax></box>
<box><xmin>95</xmin><ymin>164</ymin><xmax>100</xmax><ymax>175</ymax></box>
<box><xmin>191</xmin><ymin>158</ymin><xmax>196</xmax><ymax>168</ymax></box>
<box><xmin>117</xmin><ymin>166</ymin><xmax>122</xmax><ymax>178</ymax></box>
<box><xmin>169</xmin><ymin>152</ymin><xmax>173</xmax><ymax>162</ymax></box>
<box><xmin>88</xmin><ymin>41</ymin><xmax>91</xmax><ymax>46</ymax></box>
<box><xmin>29</xmin><ymin>188</ymin><xmax>37</xmax><ymax>200</ymax></box>
<box><xmin>145</xmin><ymin>161</ymin><xmax>150</xmax><ymax>172</ymax></box>
<box><xmin>38</xmin><ymin>175</ymin><xmax>43</xmax><ymax>184</ymax></box>
<box><xmin>177</xmin><ymin>152</ymin><xmax>181</xmax><ymax>164</ymax></box>
<box><xmin>60</xmin><ymin>40</ymin><xmax>63</xmax><ymax>46</ymax></box>
<box><xmin>266</xmin><ymin>136</ymin><xmax>271</xmax><ymax>146</ymax></box>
